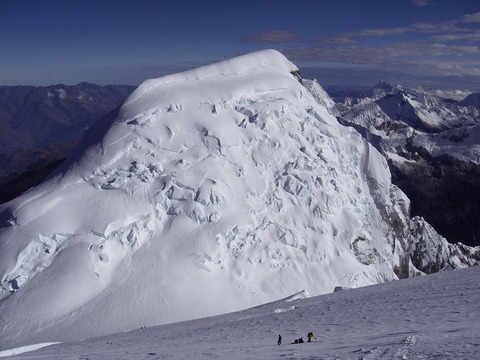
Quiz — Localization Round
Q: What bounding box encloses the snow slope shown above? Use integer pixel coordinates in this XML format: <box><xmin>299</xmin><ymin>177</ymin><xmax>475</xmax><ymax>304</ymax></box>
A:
<box><xmin>2</xmin><ymin>266</ymin><xmax>479</xmax><ymax>359</ymax></box>
<box><xmin>0</xmin><ymin>50</ymin><xmax>476</xmax><ymax>350</ymax></box>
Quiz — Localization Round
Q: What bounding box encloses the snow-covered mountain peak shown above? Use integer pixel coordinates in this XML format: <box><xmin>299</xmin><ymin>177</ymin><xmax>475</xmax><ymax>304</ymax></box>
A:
<box><xmin>122</xmin><ymin>49</ymin><xmax>300</xmax><ymax>116</ymax></box>
<box><xmin>0</xmin><ymin>50</ymin><xmax>477</xmax><ymax>350</ymax></box>
<box><xmin>371</xmin><ymin>81</ymin><xmax>404</xmax><ymax>100</ymax></box>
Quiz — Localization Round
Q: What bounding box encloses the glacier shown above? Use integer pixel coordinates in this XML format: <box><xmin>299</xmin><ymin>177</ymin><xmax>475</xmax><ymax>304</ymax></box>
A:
<box><xmin>0</xmin><ymin>49</ymin><xmax>477</xmax><ymax>349</ymax></box>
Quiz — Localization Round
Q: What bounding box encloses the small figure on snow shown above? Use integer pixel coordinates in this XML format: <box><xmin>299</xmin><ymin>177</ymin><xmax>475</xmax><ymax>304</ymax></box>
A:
<box><xmin>307</xmin><ymin>332</ymin><xmax>316</xmax><ymax>342</ymax></box>
<box><xmin>292</xmin><ymin>337</ymin><xmax>304</xmax><ymax>344</ymax></box>
<box><xmin>277</xmin><ymin>334</ymin><xmax>282</xmax><ymax>345</ymax></box>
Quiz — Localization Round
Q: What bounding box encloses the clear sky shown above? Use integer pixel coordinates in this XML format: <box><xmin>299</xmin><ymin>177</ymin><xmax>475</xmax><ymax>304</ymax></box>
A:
<box><xmin>1</xmin><ymin>0</ymin><xmax>480</xmax><ymax>90</ymax></box>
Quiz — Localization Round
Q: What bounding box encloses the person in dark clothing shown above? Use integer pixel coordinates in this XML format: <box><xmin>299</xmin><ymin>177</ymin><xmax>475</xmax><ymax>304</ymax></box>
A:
<box><xmin>292</xmin><ymin>337</ymin><xmax>304</xmax><ymax>344</ymax></box>
<box><xmin>277</xmin><ymin>334</ymin><xmax>282</xmax><ymax>345</ymax></box>
<box><xmin>307</xmin><ymin>332</ymin><xmax>316</xmax><ymax>342</ymax></box>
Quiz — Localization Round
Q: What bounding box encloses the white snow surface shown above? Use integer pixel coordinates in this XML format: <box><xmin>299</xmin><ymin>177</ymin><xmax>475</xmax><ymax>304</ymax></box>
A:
<box><xmin>0</xmin><ymin>343</ymin><xmax>59</xmax><ymax>358</ymax></box>
<box><xmin>2</xmin><ymin>266</ymin><xmax>479</xmax><ymax>359</ymax></box>
<box><xmin>303</xmin><ymin>79</ymin><xmax>339</xmax><ymax>117</ymax></box>
<box><xmin>0</xmin><ymin>50</ymin><xmax>473</xmax><ymax>350</ymax></box>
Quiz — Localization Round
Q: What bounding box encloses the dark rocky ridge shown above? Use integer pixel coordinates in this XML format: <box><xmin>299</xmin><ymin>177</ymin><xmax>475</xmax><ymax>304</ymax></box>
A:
<box><xmin>389</xmin><ymin>147</ymin><xmax>480</xmax><ymax>247</ymax></box>
<box><xmin>459</xmin><ymin>93</ymin><xmax>480</xmax><ymax>108</ymax></box>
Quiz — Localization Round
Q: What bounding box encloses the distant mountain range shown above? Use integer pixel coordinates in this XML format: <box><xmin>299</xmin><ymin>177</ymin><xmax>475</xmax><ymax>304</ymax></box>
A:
<box><xmin>330</xmin><ymin>81</ymin><xmax>480</xmax><ymax>247</ymax></box>
<box><xmin>0</xmin><ymin>83</ymin><xmax>135</xmax><ymax>201</ymax></box>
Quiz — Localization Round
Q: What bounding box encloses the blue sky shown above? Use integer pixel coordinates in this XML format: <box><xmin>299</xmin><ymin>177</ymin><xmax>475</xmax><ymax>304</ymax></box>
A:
<box><xmin>1</xmin><ymin>0</ymin><xmax>480</xmax><ymax>90</ymax></box>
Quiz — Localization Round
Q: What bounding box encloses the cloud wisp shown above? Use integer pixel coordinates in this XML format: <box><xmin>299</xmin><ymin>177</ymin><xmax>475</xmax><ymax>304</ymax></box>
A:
<box><xmin>412</xmin><ymin>0</ymin><xmax>430</xmax><ymax>8</ymax></box>
<box><xmin>461</xmin><ymin>11</ymin><xmax>480</xmax><ymax>23</ymax></box>
<box><xmin>241</xmin><ymin>11</ymin><xmax>480</xmax><ymax>89</ymax></box>
<box><xmin>313</xmin><ymin>17</ymin><xmax>477</xmax><ymax>46</ymax></box>
<box><xmin>241</xmin><ymin>30</ymin><xmax>301</xmax><ymax>43</ymax></box>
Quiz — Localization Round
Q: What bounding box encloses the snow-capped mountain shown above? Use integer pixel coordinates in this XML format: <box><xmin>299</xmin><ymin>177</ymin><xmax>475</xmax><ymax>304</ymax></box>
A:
<box><xmin>335</xmin><ymin>82</ymin><xmax>480</xmax><ymax>247</ymax></box>
<box><xmin>335</xmin><ymin>82</ymin><xmax>479</xmax><ymax>132</ymax></box>
<box><xmin>0</xmin><ymin>50</ymin><xmax>478</xmax><ymax>350</ymax></box>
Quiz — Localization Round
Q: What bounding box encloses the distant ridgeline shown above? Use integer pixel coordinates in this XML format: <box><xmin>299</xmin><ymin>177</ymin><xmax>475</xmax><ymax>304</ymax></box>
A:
<box><xmin>331</xmin><ymin>81</ymin><xmax>480</xmax><ymax>247</ymax></box>
<box><xmin>0</xmin><ymin>83</ymin><xmax>135</xmax><ymax>203</ymax></box>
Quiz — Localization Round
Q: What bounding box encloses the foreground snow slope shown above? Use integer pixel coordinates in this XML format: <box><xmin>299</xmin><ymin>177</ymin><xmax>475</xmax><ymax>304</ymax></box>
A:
<box><xmin>0</xmin><ymin>50</ymin><xmax>476</xmax><ymax>350</ymax></box>
<box><xmin>4</xmin><ymin>266</ymin><xmax>479</xmax><ymax>359</ymax></box>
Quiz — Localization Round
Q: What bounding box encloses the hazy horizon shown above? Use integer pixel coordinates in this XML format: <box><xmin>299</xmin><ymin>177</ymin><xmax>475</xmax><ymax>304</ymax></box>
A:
<box><xmin>1</xmin><ymin>0</ymin><xmax>480</xmax><ymax>90</ymax></box>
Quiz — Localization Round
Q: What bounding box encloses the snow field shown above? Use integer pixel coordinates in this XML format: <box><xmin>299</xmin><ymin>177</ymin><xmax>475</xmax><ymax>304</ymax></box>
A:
<box><xmin>3</xmin><ymin>266</ymin><xmax>479</xmax><ymax>359</ymax></box>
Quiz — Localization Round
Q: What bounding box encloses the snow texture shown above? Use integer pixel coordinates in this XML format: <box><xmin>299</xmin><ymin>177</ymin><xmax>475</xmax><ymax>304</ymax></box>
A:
<box><xmin>2</xmin><ymin>266</ymin><xmax>479</xmax><ymax>359</ymax></box>
<box><xmin>0</xmin><ymin>50</ymin><xmax>476</xmax><ymax>350</ymax></box>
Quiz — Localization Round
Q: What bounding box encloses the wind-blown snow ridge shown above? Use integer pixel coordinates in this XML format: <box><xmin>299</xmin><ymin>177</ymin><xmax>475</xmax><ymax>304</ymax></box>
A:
<box><xmin>123</xmin><ymin>49</ymin><xmax>298</xmax><ymax>110</ymax></box>
<box><xmin>0</xmin><ymin>49</ymin><xmax>476</xmax><ymax>350</ymax></box>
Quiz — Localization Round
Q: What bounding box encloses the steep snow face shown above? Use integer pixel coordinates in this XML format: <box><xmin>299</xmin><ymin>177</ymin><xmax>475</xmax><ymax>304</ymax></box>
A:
<box><xmin>0</xmin><ymin>50</ymin><xmax>473</xmax><ymax>349</ymax></box>
<box><xmin>302</xmin><ymin>79</ymin><xmax>339</xmax><ymax>117</ymax></box>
